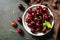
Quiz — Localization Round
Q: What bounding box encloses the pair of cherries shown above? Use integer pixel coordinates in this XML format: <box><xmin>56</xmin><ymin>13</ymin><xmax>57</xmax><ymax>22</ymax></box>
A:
<box><xmin>11</xmin><ymin>17</ymin><xmax>22</xmax><ymax>34</ymax></box>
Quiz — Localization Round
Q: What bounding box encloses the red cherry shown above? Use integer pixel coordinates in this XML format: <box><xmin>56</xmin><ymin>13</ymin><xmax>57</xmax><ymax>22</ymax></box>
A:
<box><xmin>26</xmin><ymin>17</ymin><xmax>31</xmax><ymax>23</ymax></box>
<box><xmin>42</xmin><ymin>7</ymin><xmax>47</xmax><ymax>13</ymax></box>
<box><xmin>18</xmin><ymin>4</ymin><xmax>23</xmax><ymax>9</ymax></box>
<box><xmin>31</xmin><ymin>11</ymin><xmax>36</xmax><ymax>16</ymax></box>
<box><xmin>48</xmin><ymin>15</ymin><xmax>52</xmax><ymax>19</ymax></box>
<box><xmin>11</xmin><ymin>21</ymin><xmax>17</xmax><ymax>27</ymax></box>
<box><xmin>36</xmin><ymin>22</ymin><xmax>41</xmax><ymax>28</ymax></box>
<box><xmin>17</xmin><ymin>17</ymin><xmax>22</xmax><ymax>23</ymax></box>
<box><xmin>36</xmin><ymin>10</ymin><xmax>41</xmax><ymax>15</ymax></box>
<box><xmin>17</xmin><ymin>28</ymin><xmax>22</xmax><ymax>33</ymax></box>
<box><xmin>42</xmin><ymin>29</ymin><xmax>46</xmax><ymax>33</ymax></box>
<box><xmin>36</xmin><ymin>28</ymin><xmax>41</xmax><ymax>32</ymax></box>
<box><xmin>30</xmin><ymin>21</ymin><xmax>35</xmax><ymax>26</ymax></box>
<box><xmin>36</xmin><ymin>6</ymin><xmax>42</xmax><ymax>10</ymax></box>
<box><xmin>43</xmin><ymin>13</ymin><xmax>49</xmax><ymax>20</ymax></box>
<box><xmin>37</xmin><ymin>0</ymin><xmax>41</xmax><ymax>3</ymax></box>
<box><xmin>27</xmin><ymin>21</ymin><xmax>35</xmax><ymax>27</ymax></box>
<box><xmin>34</xmin><ymin>17</ymin><xmax>38</xmax><ymax>22</ymax></box>
<box><xmin>28</xmin><ymin>14</ymin><xmax>33</xmax><ymax>20</ymax></box>
<box><xmin>27</xmin><ymin>23</ymin><xmax>33</xmax><ymax>27</ymax></box>
<box><xmin>31</xmin><ymin>28</ymin><xmax>35</xmax><ymax>33</ymax></box>
<box><xmin>27</xmin><ymin>8</ymin><xmax>32</xmax><ymax>14</ymax></box>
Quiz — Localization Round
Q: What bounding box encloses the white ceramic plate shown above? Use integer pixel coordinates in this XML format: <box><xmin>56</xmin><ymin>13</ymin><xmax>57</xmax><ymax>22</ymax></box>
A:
<box><xmin>22</xmin><ymin>4</ymin><xmax>54</xmax><ymax>36</ymax></box>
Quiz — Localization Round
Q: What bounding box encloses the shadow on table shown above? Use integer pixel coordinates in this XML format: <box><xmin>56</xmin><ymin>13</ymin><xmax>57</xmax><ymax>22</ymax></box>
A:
<box><xmin>31</xmin><ymin>28</ymin><xmax>53</xmax><ymax>40</ymax></box>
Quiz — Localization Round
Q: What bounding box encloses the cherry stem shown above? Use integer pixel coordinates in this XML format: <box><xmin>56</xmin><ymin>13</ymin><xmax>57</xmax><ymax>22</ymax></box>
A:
<box><xmin>10</xmin><ymin>29</ymin><xmax>17</xmax><ymax>32</ymax></box>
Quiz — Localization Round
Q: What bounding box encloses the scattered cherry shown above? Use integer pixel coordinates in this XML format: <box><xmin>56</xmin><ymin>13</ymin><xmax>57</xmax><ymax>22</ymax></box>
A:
<box><xmin>17</xmin><ymin>28</ymin><xmax>22</xmax><ymax>33</ymax></box>
<box><xmin>11</xmin><ymin>21</ymin><xmax>17</xmax><ymax>27</ymax></box>
<box><xmin>17</xmin><ymin>17</ymin><xmax>22</xmax><ymax>23</ymax></box>
<box><xmin>18</xmin><ymin>4</ymin><xmax>23</xmax><ymax>9</ymax></box>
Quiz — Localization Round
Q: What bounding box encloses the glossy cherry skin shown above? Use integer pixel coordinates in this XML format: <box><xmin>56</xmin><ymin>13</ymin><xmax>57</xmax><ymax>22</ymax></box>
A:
<box><xmin>11</xmin><ymin>21</ymin><xmax>17</xmax><ymax>27</ymax></box>
<box><xmin>18</xmin><ymin>4</ymin><xmax>23</xmax><ymax>9</ymax></box>
<box><xmin>36</xmin><ymin>22</ymin><xmax>41</xmax><ymax>28</ymax></box>
<box><xmin>36</xmin><ymin>10</ymin><xmax>41</xmax><ymax>15</ymax></box>
<box><xmin>26</xmin><ymin>17</ymin><xmax>31</xmax><ymax>23</ymax></box>
<box><xmin>30</xmin><ymin>21</ymin><xmax>35</xmax><ymax>26</ymax></box>
<box><xmin>31</xmin><ymin>11</ymin><xmax>36</xmax><ymax>16</ymax></box>
<box><xmin>36</xmin><ymin>6</ymin><xmax>42</xmax><ymax>10</ymax></box>
<box><xmin>37</xmin><ymin>0</ymin><xmax>41</xmax><ymax>3</ymax></box>
<box><xmin>48</xmin><ymin>15</ymin><xmax>52</xmax><ymax>19</ymax></box>
<box><xmin>26</xmin><ymin>14</ymin><xmax>33</xmax><ymax>23</ymax></box>
<box><xmin>31</xmin><ymin>28</ymin><xmax>35</xmax><ymax>33</ymax></box>
<box><xmin>27</xmin><ymin>8</ymin><xmax>32</xmax><ymax>14</ymax></box>
<box><xmin>28</xmin><ymin>14</ymin><xmax>33</xmax><ymax>20</ymax></box>
<box><xmin>17</xmin><ymin>28</ymin><xmax>22</xmax><ymax>33</ymax></box>
<box><xmin>42</xmin><ymin>29</ymin><xmax>46</xmax><ymax>33</ymax></box>
<box><xmin>42</xmin><ymin>7</ymin><xmax>47</xmax><ymax>13</ymax></box>
<box><xmin>34</xmin><ymin>17</ymin><xmax>38</xmax><ymax>22</ymax></box>
<box><xmin>43</xmin><ymin>13</ymin><xmax>49</xmax><ymax>20</ymax></box>
<box><xmin>17</xmin><ymin>17</ymin><xmax>22</xmax><ymax>23</ymax></box>
<box><xmin>27</xmin><ymin>21</ymin><xmax>35</xmax><ymax>27</ymax></box>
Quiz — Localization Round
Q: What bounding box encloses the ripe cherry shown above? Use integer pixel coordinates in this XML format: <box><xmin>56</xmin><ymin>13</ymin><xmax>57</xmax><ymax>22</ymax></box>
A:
<box><xmin>27</xmin><ymin>23</ymin><xmax>33</xmax><ymax>27</ymax></box>
<box><xmin>27</xmin><ymin>8</ymin><xmax>32</xmax><ymax>14</ymax></box>
<box><xmin>36</xmin><ymin>22</ymin><xmax>41</xmax><ymax>28</ymax></box>
<box><xmin>42</xmin><ymin>29</ymin><xmax>46</xmax><ymax>33</ymax></box>
<box><xmin>11</xmin><ymin>21</ymin><xmax>17</xmax><ymax>27</ymax></box>
<box><xmin>31</xmin><ymin>28</ymin><xmax>35</xmax><ymax>33</ymax></box>
<box><xmin>36</xmin><ymin>10</ymin><xmax>41</xmax><ymax>15</ymax></box>
<box><xmin>27</xmin><ymin>21</ymin><xmax>35</xmax><ymax>27</ymax></box>
<box><xmin>34</xmin><ymin>17</ymin><xmax>38</xmax><ymax>22</ymax></box>
<box><xmin>43</xmin><ymin>13</ymin><xmax>49</xmax><ymax>20</ymax></box>
<box><xmin>18</xmin><ymin>4</ymin><xmax>23</xmax><ymax>9</ymax></box>
<box><xmin>42</xmin><ymin>7</ymin><xmax>47</xmax><ymax>13</ymax></box>
<box><xmin>31</xmin><ymin>11</ymin><xmax>36</xmax><ymax>16</ymax></box>
<box><xmin>17</xmin><ymin>17</ymin><xmax>22</xmax><ymax>23</ymax></box>
<box><xmin>37</xmin><ymin>0</ymin><xmax>41</xmax><ymax>3</ymax></box>
<box><xmin>17</xmin><ymin>28</ymin><xmax>22</xmax><ymax>33</ymax></box>
<box><xmin>48</xmin><ymin>15</ymin><xmax>52</xmax><ymax>19</ymax></box>
<box><xmin>30</xmin><ymin>21</ymin><xmax>35</xmax><ymax>26</ymax></box>
<box><xmin>36</xmin><ymin>6</ymin><xmax>42</xmax><ymax>10</ymax></box>
<box><xmin>26</xmin><ymin>17</ymin><xmax>31</xmax><ymax>23</ymax></box>
<box><xmin>28</xmin><ymin>14</ymin><xmax>33</xmax><ymax>20</ymax></box>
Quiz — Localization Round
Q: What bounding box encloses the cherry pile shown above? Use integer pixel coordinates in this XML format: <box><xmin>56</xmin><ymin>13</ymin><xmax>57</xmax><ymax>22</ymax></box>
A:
<box><xmin>26</xmin><ymin>6</ymin><xmax>53</xmax><ymax>33</ymax></box>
